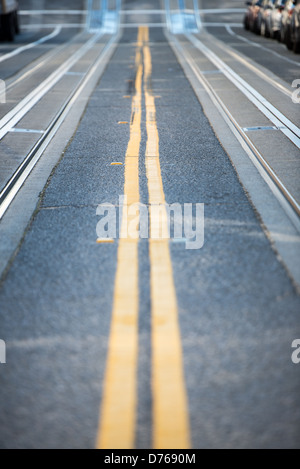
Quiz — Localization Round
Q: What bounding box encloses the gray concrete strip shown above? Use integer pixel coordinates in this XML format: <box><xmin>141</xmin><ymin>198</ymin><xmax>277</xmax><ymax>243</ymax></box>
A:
<box><xmin>167</xmin><ymin>31</ymin><xmax>300</xmax><ymax>291</ymax></box>
<box><xmin>197</xmin><ymin>31</ymin><xmax>299</xmax><ymax>126</ymax></box>
<box><xmin>0</xmin><ymin>33</ymin><xmax>120</xmax><ymax>280</ymax></box>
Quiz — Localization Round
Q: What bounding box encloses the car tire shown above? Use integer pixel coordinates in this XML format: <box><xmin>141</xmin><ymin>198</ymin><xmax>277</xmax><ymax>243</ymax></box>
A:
<box><xmin>254</xmin><ymin>20</ymin><xmax>261</xmax><ymax>35</ymax></box>
<box><xmin>2</xmin><ymin>13</ymin><xmax>15</xmax><ymax>42</ymax></box>
<box><xmin>293</xmin><ymin>41</ymin><xmax>300</xmax><ymax>53</ymax></box>
<box><xmin>273</xmin><ymin>31</ymin><xmax>280</xmax><ymax>41</ymax></box>
<box><xmin>286</xmin><ymin>28</ymin><xmax>293</xmax><ymax>50</ymax></box>
<box><xmin>244</xmin><ymin>16</ymin><xmax>250</xmax><ymax>31</ymax></box>
<box><xmin>14</xmin><ymin>12</ymin><xmax>20</xmax><ymax>35</ymax></box>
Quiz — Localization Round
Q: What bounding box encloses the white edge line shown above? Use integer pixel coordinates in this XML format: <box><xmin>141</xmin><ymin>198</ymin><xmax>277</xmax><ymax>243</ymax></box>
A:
<box><xmin>19</xmin><ymin>9</ymin><xmax>163</xmax><ymax>15</ymax></box>
<box><xmin>19</xmin><ymin>10</ymin><xmax>87</xmax><ymax>15</ymax></box>
<box><xmin>20</xmin><ymin>24</ymin><xmax>83</xmax><ymax>29</ymax></box>
<box><xmin>121</xmin><ymin>10</ymin><xmax>164</xmax><ymax>15</ymax></box>
<box><xmin>204</xmin><ymin>22</ymin><xmax>243</xmax><ymax>27</ymax></box>
<box><xmin>121</xmin><ymin>23</ymin><xmax>166</xmax><ymax>28</ymax></box>
<box><xmin>199</xmin><ymin>9</ymin><xmax>247</xmax><ymax>14</ymax></box>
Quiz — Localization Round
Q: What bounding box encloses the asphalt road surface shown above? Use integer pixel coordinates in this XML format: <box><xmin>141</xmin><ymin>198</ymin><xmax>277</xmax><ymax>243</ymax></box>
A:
<box><xmin>0</xmin><ymin>0</ymin><xmax>299</xmax><ymax>449</ymax></box>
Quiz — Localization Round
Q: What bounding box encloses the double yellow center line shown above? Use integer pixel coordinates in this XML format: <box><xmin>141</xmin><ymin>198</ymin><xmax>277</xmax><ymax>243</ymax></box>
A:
<box><xmin>97</xmin><ymin>27</ymin><xmax>190</xmax><ymax>450</ymax></box>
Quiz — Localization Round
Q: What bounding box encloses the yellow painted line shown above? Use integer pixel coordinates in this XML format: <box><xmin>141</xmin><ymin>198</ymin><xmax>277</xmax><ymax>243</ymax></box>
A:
<box><xmin>123</xmin><ymin>95</ymin><xmax>131</xmax><ymax>98</ymax></box>
<box><xmin>96</xmin><ymin>238</ymin><xmax>115</xmax><ymax>244</ymax></box>
<box><xmin>118</xmin><ymin>121</ymin><xmax>129</xmax><ymax>125</ymax></box>
<box><xmin>97</xmin><ymin>28</ymin><xmax>143</xmax><ymax>450</ymax></box>
<box><xmin>110</xmin><ymin>162</ymin><xmax>123</xmax><ymax>166</ymax></box>
<box><xmin>143</xmin><ymin>30</ymin><xmax>191</xmax><ymax>449</ymax></box>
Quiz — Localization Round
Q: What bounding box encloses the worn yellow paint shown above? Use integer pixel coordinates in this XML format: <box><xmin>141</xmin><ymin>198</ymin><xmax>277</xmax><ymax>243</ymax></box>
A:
<box><xmin>118</xmin><ymin>121</ymin><xmax>129</xmax><ymax>125</ymax></box>
<box><xmin>97</xmin><ymin>25</ymin><xmax>190</xmax><ymax>450</ymax></box>
<box><xmin>97</xmin><ymin>28</ymin><xmax>144</xmax><ymax>450</ymax></box>
<box><xmin>96</xmin><ymin>238</ymin><xmax>115</xmax><ymax>244</ymax></box>
<box><xmin>144</xmin><ymin>34</ymin><xmax>191</xmax><ymax>449</ymax></box>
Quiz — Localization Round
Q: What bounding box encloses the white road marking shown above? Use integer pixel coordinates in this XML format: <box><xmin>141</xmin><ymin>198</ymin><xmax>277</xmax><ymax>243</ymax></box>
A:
<box><xmin>10</xmin><ymin>128</ymin><xmax>44</xmax><ymax>134</ymax></box>
<box><xmin>21</xmin><ymin>24</ymin><xmax>83</xmax><ymax>29</ymax></box>
<box><xmin>204</xmin><ymin>22</ymin><xmax>243</xmax><ymax>27</ymax></box>
<box><xmin>19</xmin><ymin>9</ymin><xmax>163</xmax><ymax>15</ymax></box>
<box><xmin>243</xmin><ymin>126</ymin><xmax>278</xmax><ymax>132</ymax></box>
<box><xmin>199</xmin><ymin>9</ymin><xmax>246</xmax><ymax>14</ymax></box>
<box><xmin>18</xmin><ymin>8</ymin><xmax>245</xmax><ymax>16</ymax></box>
<box><xmin>0</xmin><ymin>27</ymin><xmax>61</xmax><ymax>64</ymax></box>
<box><xmin>121</xmin><ymin>23</ymin><xmax>166</xmax><ymax>28</ymax></box>
<box><xmin>18</xmin><ymin>9</ymin><xmax>245</xmax><ymax>16</ymax></box>
<box><xmin>65</xmin><ymin>71</ymin><xmax>85</xmax><ymax>76</ymax></box>
<box><xmin>121</xmin><ymin>10</ymin><xmax>164</xmax><ymax>14</ymax></box>
<box><xmin>20</xmin><ymin>10</ymin><xmax>88</xmax><ymax>15</ymax></box>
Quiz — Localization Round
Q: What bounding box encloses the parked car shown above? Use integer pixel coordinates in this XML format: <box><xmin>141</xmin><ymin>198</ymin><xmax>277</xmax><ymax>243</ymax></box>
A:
<box><xmin>290</xmin><ymin>0</ymin><xmax>300</xmax><ymax>51</ymax></box>
<box><xmin>0</xmin><ymin>0</ymin><xmax>19</xmax><ymax>42</ymax></box>
<box><xmin>258</xmin><ymin>0</ymin><xmax>276</xmax><ymax>38</ymax></box>
<box><xmin>244</xmin><ymin>0</ymin><xmax>263</xmax><ymax>34</ymax></box>
<box><xmin>269</xmin><ymin>0</ymin><xmax>287</xmax><ymax>38</ymax></box>
<box><xmin>280</xmin><ymin>0</ymin><xmax>296</xmax><ymax>48</ymax></box>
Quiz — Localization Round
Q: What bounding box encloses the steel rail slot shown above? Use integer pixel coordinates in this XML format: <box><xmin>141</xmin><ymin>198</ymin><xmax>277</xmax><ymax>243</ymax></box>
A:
<box><xmin>0</xmin><ymin>32</ymin><xmax>103</xmax><ymax>140</ymax></box>
<box><xmin>168</xmin><ymin>34</ymin><xmax>300</xmax><ymax>227</ymax></box>
<box><xmin>3</xmin><ymin>30</ymin><xmax>90</xmax><ymax>96</ymax></box>
<box><xmin>207</xmin><ymin>33</ymin><xmax>293</xmax><ymax>99</ymax></box>
<box><xmin>0</xmin><ymin>33</ymin><xmax>119</xmax><ymax>220</ymax></box>
<box><xmin>225</xmin><ymin>25</ymin><xmax>300</xmax><ymax>68</ymax></box>
<box><xmin>186</xmin><ymin>33</ymin><xmax>300</xmax><ymax>149</ymax></box>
